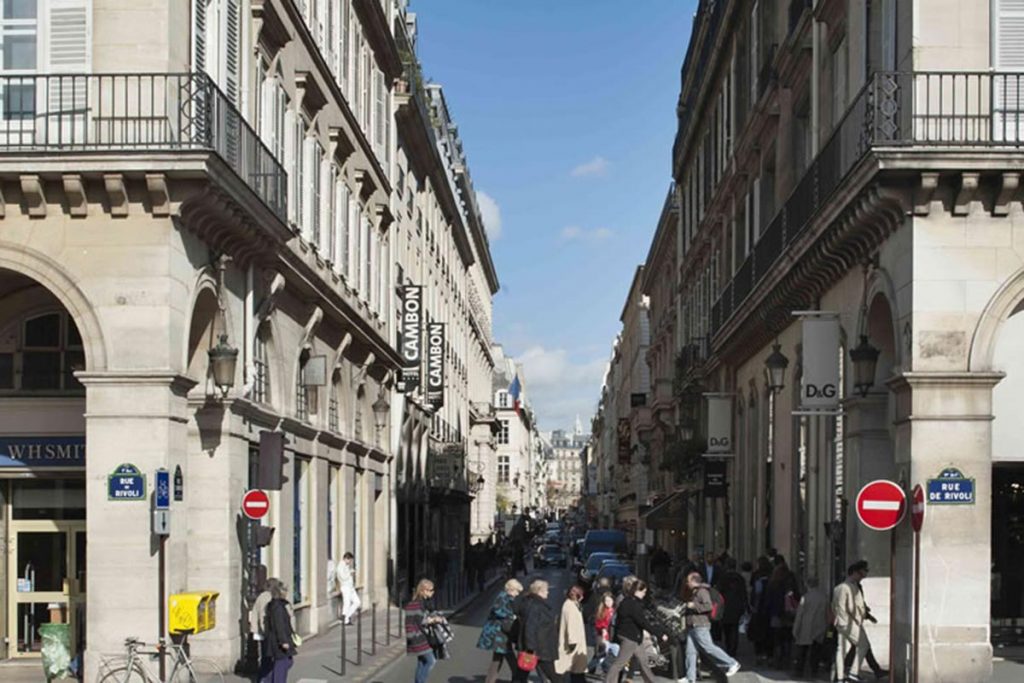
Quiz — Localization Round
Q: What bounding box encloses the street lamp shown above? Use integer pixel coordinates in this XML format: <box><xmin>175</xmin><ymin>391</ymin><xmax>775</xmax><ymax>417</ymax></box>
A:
<box><xmin>208</xmin><ymin>333</ymin><xmax>238</xmax><ymax>397</ymax></box>
<box><xmin>373</xmin><ymin>390</ymin><xmax>390</xmax><ymax>448</ymax></box>
<box><xmin>764</xmin><ymin>342</ymin><xmax>790</xmax><ymax>394</ymax></box>
<box><xmin>849</xmin><ymin>334</ymin><xmax>881</xmax><ymax>398</ymax></box>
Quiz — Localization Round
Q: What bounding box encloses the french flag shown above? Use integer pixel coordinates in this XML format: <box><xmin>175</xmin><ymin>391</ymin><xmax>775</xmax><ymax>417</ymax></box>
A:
<box><xmin>509</xmin><ymin>374</ymin><xmax>522</xmax><ymax>416</ymax></box>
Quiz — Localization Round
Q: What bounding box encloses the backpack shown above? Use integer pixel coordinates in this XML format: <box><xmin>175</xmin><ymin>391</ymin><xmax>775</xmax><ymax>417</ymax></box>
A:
<box><xmin>707</xmin><ymin>587</ymin><xmax>726</xmax><ymax>623</ymax></box>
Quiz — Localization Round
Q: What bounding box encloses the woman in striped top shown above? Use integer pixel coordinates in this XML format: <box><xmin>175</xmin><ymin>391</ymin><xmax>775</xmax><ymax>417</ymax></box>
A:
<box><xmin>405</xmin><ymin>578</ymin><xmax>442</xmax><ymax>683</ymax></box>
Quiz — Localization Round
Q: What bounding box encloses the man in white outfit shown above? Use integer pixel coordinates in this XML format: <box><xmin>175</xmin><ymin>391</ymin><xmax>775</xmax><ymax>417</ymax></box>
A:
<box><xmin>832</xmin><ymin>560</ymin><xmax>870</xmax><ymax>682</ymax></box>
<box><xmin>336</xmin><ymin>552</ymin><xmax>361</xmax><ymax>625</ymax></box>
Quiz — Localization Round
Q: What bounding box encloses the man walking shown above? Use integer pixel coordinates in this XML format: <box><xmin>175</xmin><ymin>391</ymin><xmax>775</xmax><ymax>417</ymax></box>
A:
<box><xmin>833</xmin><ymin>561</ymin><xmax>870</xmax><ymax>682</ymax></box>
<box><xmin>681</xmin><ymin>571</ymin><xmax>741</xmax><ymax>682</ymax></box>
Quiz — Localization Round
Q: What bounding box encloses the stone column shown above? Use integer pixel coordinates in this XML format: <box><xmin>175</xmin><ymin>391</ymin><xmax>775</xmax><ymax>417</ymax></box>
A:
<box><xmin>889</xmin><ymin>371</ymin><xmax>1002</xmax><ymax>683</ymax></box>
<box><xmin>79</xmin><ymin>371</ymin><xmax>195</xmax><ymax>678</ymax></box>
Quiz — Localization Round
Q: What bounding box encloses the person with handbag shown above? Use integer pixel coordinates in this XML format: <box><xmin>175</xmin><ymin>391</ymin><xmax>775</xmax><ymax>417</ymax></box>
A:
<box><xmin>261</xmin><ymin>579</ymin><xmax>298</xmax><ymax>683</ymax></box>
<box><xmin>555</xmin><ymin>585</ymin><xmax>589</xmax><ymax>682</ymax></box>
<box><xmin>406</xmin><ymin>579</ymin><xmax>444</xmax><ymax>683</ymax></box>
<box><xmin>477</xmin><ymin>578</ymin><xmax>524</xmax><ymax>683</ymax></box>
<box><xmin>603</xmin><ymin>580</ymin><xmax>669</xmax><ymax>683</ymax></box>
<box><xmin>513</xmin><ymin>580</ymin><xmax>563</xmax><ymax>682</ymax></box>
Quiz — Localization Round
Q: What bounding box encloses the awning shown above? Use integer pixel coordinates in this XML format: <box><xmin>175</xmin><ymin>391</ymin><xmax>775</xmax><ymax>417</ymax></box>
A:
<box><xmin>643</xmin><ymin>490</ymin><xmax>694</xmax><ymax>531</ymax></box>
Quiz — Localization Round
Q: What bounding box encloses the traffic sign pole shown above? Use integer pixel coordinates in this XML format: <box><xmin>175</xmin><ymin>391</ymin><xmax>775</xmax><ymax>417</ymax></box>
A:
<box><xmin>910</xmin><ymin>484</ymin><xmax>925</xmax><ymax>683</ymax></box>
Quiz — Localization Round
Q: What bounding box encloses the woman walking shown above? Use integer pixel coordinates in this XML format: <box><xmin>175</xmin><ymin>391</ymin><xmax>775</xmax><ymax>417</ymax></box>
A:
<box><xmin>260</xmin><ymin>580</ymin><xmax>297</xmax><ymax>683</ymax></box>
<box><xmin>477</xmin><ymin>578</ymin><xmax>523</xmax><ymax>683</ymax></box>
<box><xmin>405</xmin><ymin>579</ymin><xmax>443</xmax><ymax>683</ymax></box>
<box><xmin>555</xmin><ymin>585</ymin><xmax>589</xmax><ymax>682</ymax></box>
<box><xmin>513</xmin><ymin>580</ymin><xmax>563</xmax><ymax>682</ymax></box>
<box><xmin>603</xmin><ymin>580</ymin><xmax>668</xmax><ymax>683</ymax></box>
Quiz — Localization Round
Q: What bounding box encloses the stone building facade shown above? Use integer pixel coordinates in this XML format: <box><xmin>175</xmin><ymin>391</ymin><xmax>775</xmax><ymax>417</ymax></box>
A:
<box><xmin>0</xmin><ymin>0</ymin><xmax>498</xmax><ymax>677</ymax></box>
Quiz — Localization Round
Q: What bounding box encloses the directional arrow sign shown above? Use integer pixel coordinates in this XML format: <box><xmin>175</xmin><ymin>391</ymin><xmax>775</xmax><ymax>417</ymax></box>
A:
<box><xmin>911</xmin><ymin>484</ymin><xmax>925</xmax><ymax>533</ymax></box>
<box><xmin>856</xmin><ymin>479</ymin><xmax>906</xmax><ymax>531</ymax></box>
<box><xmin>241</xmin><ymin>489</ymin><xmax>270</xmax><ymax>520</ymax></box>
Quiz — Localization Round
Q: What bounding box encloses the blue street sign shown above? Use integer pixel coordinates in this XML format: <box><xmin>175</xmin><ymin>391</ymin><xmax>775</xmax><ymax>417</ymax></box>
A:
<box><xmin>108</xmin><ymin>463</ymin><xmax>146</xmax><ymax>501</ymax></box>
<box><xmin>156</xmin><ymin>468</ymin><xmax>170</xmax><ymax>510</ymax></box>
<box><xmin>926</xmin><ymin>467</ymin><xmax>975</xmax><ymax>505</ymax></box>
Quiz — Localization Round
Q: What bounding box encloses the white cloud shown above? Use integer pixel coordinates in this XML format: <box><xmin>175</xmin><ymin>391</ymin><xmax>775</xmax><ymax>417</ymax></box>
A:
<box><xmin>570</xmin><ymin>156</ymin><xmax>611</xmax><ymax>178</ymax></box>
<box><xmin>515</xmin><ymin>346</ymin><xmax>607</xmax><ymax>431</ymax></box>
<box><xmin>560</xmin><ymin>225</ymin><xmax>614</xmax><ymax>243</ymax></box>
<box><xmin>477</xmin><ymin>190</ymin><xmax>502</xmax><ymax>240</ymax></box>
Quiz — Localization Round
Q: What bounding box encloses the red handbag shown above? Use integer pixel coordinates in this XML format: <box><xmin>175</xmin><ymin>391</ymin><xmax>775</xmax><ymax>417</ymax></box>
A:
<box><xmin>517</xmin><ymin>651</ymin><xmax>538</xmax><ymax>671</ymax></box>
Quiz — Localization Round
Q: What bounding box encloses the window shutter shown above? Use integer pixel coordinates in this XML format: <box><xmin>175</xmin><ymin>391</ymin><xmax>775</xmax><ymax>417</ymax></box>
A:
<box><xmin>192</xmin><ymin>0</ymin><xmax>207</xmax><ymax>72</ymax></box>
<box><xmin>375</xmin><ymin>69</ymin><xmax>385</xmax><ymax>156</ymax></box>
<box><xmin>224</xmin><ymin>0</ymin><xmax>240</xmax><ymax>105</ymax></box>
<box><xmin>995</xmin><ymin>0</ymin><xmax>1024</xmax><ymax>140</ymax></box>
<box><xmin>47</xmin><ymin>0</ymin><xmax>90</xmax><ymax>73</ymax></box>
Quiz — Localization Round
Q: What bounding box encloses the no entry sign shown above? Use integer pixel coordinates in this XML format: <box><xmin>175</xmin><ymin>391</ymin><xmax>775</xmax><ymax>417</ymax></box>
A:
<box><xmin>241</xmin><ymin>489</ymin><xmax>270</xmax><ymax>520</ymax></box>
<box><xmin>911</xmin><ymin>484</ymin><xmax>925</xmax><ymax>532</ymax></box>
<box><xmin>856</xmin><ymin>480</ymin><xmax>906</xmax><ymax>531</ymax></box>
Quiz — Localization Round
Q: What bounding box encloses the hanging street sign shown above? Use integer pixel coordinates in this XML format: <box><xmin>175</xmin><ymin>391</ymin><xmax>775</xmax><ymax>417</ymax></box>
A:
<box><xmin>911</xmin><ymin>484</ymin><xmax>925</xmax><ymax>532</ymax></box>
<box><xmin>155</xmin><ymin>468</ymin><xmax>170</xmax><ymax>510</ymax></box>
<box><xmin>241</xmin><ymin>489</ymin><xmax>271</xmax><ymax>520</ymax></box>
<box><xmin>856</xmin><ymin>479</ymin><xmax>906</xmax><ymax>531</ymax></box>
<box><xmin>108</xmin><ymin>463</ymin><xmax>146</xmax><ymax>501</ymax></box>
<box><xmin>926</xmin><ymin>467</ymin><xmax>975</xmax><ymax>505</ymax></box>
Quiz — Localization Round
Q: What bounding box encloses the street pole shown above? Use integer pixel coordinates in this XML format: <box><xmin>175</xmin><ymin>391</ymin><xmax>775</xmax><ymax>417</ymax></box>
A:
<box><xmin>158</xmin><ymin>534</ymin><xmax>166</xmax><ymax>682</ymax></box>
<box><xmin>913</xmin><ymin>528</ymin><xmax>920</xmax><ymax>683</ymax></box>
<box><xmin>889</xmin><ymin>529</ymin><xmax>896</xmax><ymax>683</ymax></box>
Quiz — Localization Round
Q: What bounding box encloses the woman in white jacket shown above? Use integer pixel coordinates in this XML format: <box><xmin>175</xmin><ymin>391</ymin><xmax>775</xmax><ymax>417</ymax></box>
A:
<box><xmin>336</xmin><ymin>552</ymin><xmax>361</xmax><ymax>625</ymax></box>
<box><xmin>555</xmin><ymin>585</ymin><xmax>589</xmax><ymax>682</ymax></box>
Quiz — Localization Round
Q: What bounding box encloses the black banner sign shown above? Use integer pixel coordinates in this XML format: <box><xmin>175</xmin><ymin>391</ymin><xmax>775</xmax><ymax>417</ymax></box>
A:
<box><xmin>400</xmin><ymin>285</ymin><xmax>423</xmax><ymax>391</ymax></box>
<box><xmin>426</xmin><ymin>322</ymin><xmax>445</xmax><ymax>408</ymax></box>
<box><xmin>704</xmin><ymin>460</ymin><xmax>727</xmax><ymax>498</ymax></box>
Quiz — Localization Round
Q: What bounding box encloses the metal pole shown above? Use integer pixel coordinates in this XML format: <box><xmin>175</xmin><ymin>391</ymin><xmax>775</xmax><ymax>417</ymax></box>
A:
<box><xmin>371</xmin><ymin>603</ymin><xmax>378</xmax><ymax>655</ymax></box>
<box><xmin>913</xmin><ymin>529</ymin><xmax>921</xmax><ymax>683</ymax></box>
<box><xmin>889</xmin><ymin>530</ymin><xmax>896</xmax><ymax>683</ymax></box>
<box><xmin>356</xmin><ymin>607</ymin><xmax>363</xmax><ymax>665</ymax></box>
<box><xmin>385</xmin><ymin>596</ymin><xmax>391</xmax><ymax>646</ymax></box>
<box><xmin>158</xmin><ymin>534</ymin><xmax>166</xmax><ymax>682</ymax></box>
<box><xmin>340</xmin><ymin>609</ymin><xmax>347</xmax><ymax>676</ymax></box>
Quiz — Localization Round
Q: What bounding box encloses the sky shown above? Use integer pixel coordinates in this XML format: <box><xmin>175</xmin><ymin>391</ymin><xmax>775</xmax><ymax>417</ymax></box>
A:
<box><xmin>414</xmin><ymin>1</ymin><xmax>697</xmax><ymax>432</ymax></box>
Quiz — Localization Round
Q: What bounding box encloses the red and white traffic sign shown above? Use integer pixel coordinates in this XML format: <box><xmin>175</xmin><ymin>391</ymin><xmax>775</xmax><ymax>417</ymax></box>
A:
<box><xmin>856</xmin><ymin>480</ymin><xmax>906</xmax><ymax>531</ymax></box>
<box><xmin>241</xmin><ymin>489</ymin><xmax>270</xmax><ymax>520</ymax></box>
<box><xmin>910</xmin><ymin>484</ymin><xmax>925</xmax><ymax>532</ymax></box>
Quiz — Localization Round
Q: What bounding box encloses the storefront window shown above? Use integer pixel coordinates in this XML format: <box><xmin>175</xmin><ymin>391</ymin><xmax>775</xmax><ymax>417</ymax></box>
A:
<box><xmin>0</xmin><ymin>311</ymin><xmax>84</xmax><ymax>393</ymax></box>
<box><xmin>12</xmin><ymin>479</ymin><xmax>85</xmax><ymax>520</ymax></box>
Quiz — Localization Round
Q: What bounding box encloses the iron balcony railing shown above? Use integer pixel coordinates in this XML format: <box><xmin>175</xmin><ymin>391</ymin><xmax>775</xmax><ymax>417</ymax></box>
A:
<box><xmin>0</xmin><ymin>72</ymin><xmax>286</xmax><ymax>220</ymax></box>
<box><xmin>710</xmin><ymin>70</ymin><xmax>1024</xmax><ymax>338</ymax></box>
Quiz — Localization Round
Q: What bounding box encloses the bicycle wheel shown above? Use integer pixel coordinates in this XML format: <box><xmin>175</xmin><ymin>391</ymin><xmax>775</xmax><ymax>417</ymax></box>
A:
<box><xmin>169</xmin><ymin>657</ymin><xmax>225</xmax><ymax>683</ymax></box>
<box><xmin>97</xmin><ymin>662</ymin><xmax>150</xmax><ymax>683</ymax></box>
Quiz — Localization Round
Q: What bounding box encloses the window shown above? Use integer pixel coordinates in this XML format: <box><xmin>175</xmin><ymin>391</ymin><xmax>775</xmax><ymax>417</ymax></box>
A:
<box><xmin>360</xmin><ymin>214</ymin><xmax>371</xmax><ymax>299</ymax></box>
<box><xmin>295</xmin><ymin>350</ymin><xmax>310</xmax><ymax>421</ymax></box>
<box><xmin>328</xmin><ymin>464</ymin><xmax>339</xmax><ymax>563</ymax></box>
<box><xmin>361</xmin><ymin>41</ymin><xmax>371</xmax><ymax>131</ymax></box>
<box><xmin>375</xmin><ymin>68</ymin><xmax>387</xmax><ymax>161</ymax></box>
<box><xmin>303</xmin><ymin>137</ymin><xmax>323</xmax><ymax>245</ymax></box>
<box><xmin>253</xmin><ymin>325</ymin><xmax>270</xmax><ymax>404</ymax></box>
<box><xmin>293</xmin><ymin>457</ymin><xmax>311</xmax><ymax>603</ymax></box>
<box><xmin>258</xmin><ymin>66</ymin><xmax>287</xmax><ymax>163</ymax></box>
<box><xmin>340</xmin><ymin>0</ymin><xmax>350</xmax><ymax>93</ymax></box>
<box><xmin>335</xmin><ymin>178</ymin><xmax>351</xmax><ymax>278</ymax></box>
<box><xmin>0</xmin><ymin>0</ymin><xmax>38</xmax><ymax>122</ymax></box>
<box><xmin>497</xmin><ymin>419</ymin><xmax>510</xmax><ymax>445</ymax></box>
<box><xmin>496</xmin><ymin>390</ymin><xmax>509</xmax><ymax>408</ymax></box>
<box><xmin>498</xmin><ymin>455</ymin><xmax>510</xmax><ymax>483</ymax></box>
<box><xmin>0</xmin><ymin>311</ymin><xmax>84</xmax><ymax>393</ymax></box>
<box><xmin>287</xmin><ymin>114</ymin><xmax>306</xmax><ymax>227</ymax></box>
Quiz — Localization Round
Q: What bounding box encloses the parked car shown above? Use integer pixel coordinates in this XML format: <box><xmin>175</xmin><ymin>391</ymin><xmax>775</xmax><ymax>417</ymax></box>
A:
<box><xmin>595</xmin><ymin>561</ymin><xmax>635</xmax><ymax>589</ymax></box>
<box><xmin>581</xmin><ymin>529</ymin><xmax>628</xmax><ymax>561</ymax></box>
<box><xmin>535</xmin><ymin>544</ymin><xmax>567</xmax><ymax>567</ymax></box>
<box><xmin>579</xmin><ymin>551</ymin><xmax>622</xmax><ymax>582</ymax></box>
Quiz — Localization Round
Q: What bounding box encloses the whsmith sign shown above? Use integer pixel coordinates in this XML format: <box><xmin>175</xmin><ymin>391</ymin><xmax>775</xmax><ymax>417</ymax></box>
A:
<box><xmin>400</xmin><ymin>285</ymin><xmax>423</xmax><ymax>391</ymax></box>
<box><xmin>0</xmin><ymin>436</ymin><xmax>85</xmax><ymax>467</ymax></box>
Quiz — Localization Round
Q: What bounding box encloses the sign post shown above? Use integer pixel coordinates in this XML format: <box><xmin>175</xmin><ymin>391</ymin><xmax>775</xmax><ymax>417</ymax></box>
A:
<box><xmin>153</xmin><ymin>467</ymin><xmax>170</xmax><ymax>683</ymax></box>
<box><xmin>910</xmin><ymin>484</ymin><xmax>925</xmax><ymax>683</ymax></box>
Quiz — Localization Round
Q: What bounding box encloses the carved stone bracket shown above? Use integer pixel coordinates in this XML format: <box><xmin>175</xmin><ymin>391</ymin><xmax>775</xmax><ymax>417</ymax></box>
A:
<box><xmin>374</xmin><ymin>202</ymin><xmax>394</xmax><ymax>233</ymax></box>
<box><xmin>179</xmin><ymin>186</ymin><xmax>278</xmax><ymax>267</ymax></box>
<box><xmin>913</xmin><ymin>172</ymin><xmax>939</xmax><ymax>216</ymax></box>
<box><xmin>21</xmin><ymin>175</ymin><xmax>46</xmax><ymax>218</ymax></box>
<box><xmin>62</xmin><ymin>175</ymin><xmax>87</xmax><ymax>218</ymax></box>
<box><xmin>329</xmin><ymin>127</ymin><xmax>356</xmax><ymax>169</ymax></box>
<box><xmin>146</xmin><ymin>174</ymin><xmax>171</xmax><ymax>217</ymax></box>
<box><xmin>994</xmin><ymin>172</ymin><xmax>1021</xmax><ymax>217</ymax></box>
<box><xmin>295</xmin><ymin>71</ymin><xmax>327</xmax><ymax>122</ymax></box>
<box><xmin>103</xmin><ymin>174</ymin><xmax>128</xmax><ymax>217</ymax></box>
<box><xmin>255</xmin><ymin>270</ymin><xmax>286</xmax><ymax>322</ymax></box>
<box><xmin>300</xmin><ymin>305</ymin><xmax>324</xmax><ymax>350</ymax></box>
<box><xmin>355</xmin><ymin>168</ymin><xmax>377</xmax><ymax>203</ymax></box>
<box><xmin>953</xmin><ymin>172</ymin><xmax>979</xmax><ymax>216</ymax></box>
<box><xmin>333</xmin><ymin>331</ymin><xmax>354</xmax><ymax>370</ymax></box>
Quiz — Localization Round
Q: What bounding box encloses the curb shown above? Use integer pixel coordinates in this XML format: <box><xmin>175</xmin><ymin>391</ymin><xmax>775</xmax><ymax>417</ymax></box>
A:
<box><xmin>358</xmin><ymin>577</ymin><xmax>503</xmax><ymax>682</ymax></box>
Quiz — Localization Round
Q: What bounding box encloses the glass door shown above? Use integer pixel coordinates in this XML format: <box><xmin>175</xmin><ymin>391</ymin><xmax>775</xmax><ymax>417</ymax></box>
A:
<box><xmin>7</xmin><ymin>521</ymin><xmax>85</xmax><ymax>657</ymax></box>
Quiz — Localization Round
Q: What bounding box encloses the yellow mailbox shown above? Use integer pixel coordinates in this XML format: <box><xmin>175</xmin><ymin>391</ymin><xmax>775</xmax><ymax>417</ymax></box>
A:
<box><xmin>168</xmin><ymin>591</ymin><xmax>220</xmax><ymax>635</ymax></box>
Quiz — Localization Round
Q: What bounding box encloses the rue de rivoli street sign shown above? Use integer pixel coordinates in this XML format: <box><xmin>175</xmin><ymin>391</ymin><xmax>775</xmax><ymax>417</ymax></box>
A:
<box><xmin>108</xmin><ymin>463</ymin><xmax>146</xmax><ymax>501</ymax></box>
<box><xmin>856</xmin><ymin>479</ymin><xmax>906</xmax><ymax>531</ymax></box>
<box><xmin>242</xmin><ymin>489</ymin><xmax>271</xmax><ymax>520</ymax></box>
<box><xmin>926</xmin><ymin>467</ymin><xmax>975</xmax><ymax>505</ymax></box>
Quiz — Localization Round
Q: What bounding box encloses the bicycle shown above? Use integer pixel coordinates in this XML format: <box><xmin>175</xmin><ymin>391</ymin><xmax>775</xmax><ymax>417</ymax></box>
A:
<box><xmin>97</xmin><ymin>636</ymin><xmax>225</xmax><ymax>683</ymax></box>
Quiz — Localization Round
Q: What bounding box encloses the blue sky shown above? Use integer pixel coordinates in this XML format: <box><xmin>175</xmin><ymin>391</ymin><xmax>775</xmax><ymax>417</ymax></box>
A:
<box><xmin>415</xmin><ymin>1</ymin><xmax>696</xmax><ymax>432</ymax></box>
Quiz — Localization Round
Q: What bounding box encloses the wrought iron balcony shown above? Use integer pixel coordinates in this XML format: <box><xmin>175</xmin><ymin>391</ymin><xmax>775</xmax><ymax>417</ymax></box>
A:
<box><xmin>0</xmin><ymin>72</ymin><xmax>286</xmax><ymax>220</ymax></box>
<box><xmin>710</xmin><ymin>70</ymin><xmax>1024</xmax><ymax>339</ymax></box>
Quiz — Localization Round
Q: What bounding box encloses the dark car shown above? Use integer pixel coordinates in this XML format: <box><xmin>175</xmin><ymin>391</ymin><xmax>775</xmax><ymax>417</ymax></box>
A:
<box><xmin>595</xmin><ymin>561</ymin><xmax>635</xmax><ymax>589</ymax></box>
<box><xmin>581</xmin><ymin>530</ymin><xmax>628</xmax><ymax>560</ymax></box>
<box><xmin>579</xmin><ymin>551</ymin><xmax>622</xmax><ymax>582</ymax></box>
<box><xmin>536</xmin><ymin>544</ymin><xmax>567</xmax><ymax>568</ymax></box>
